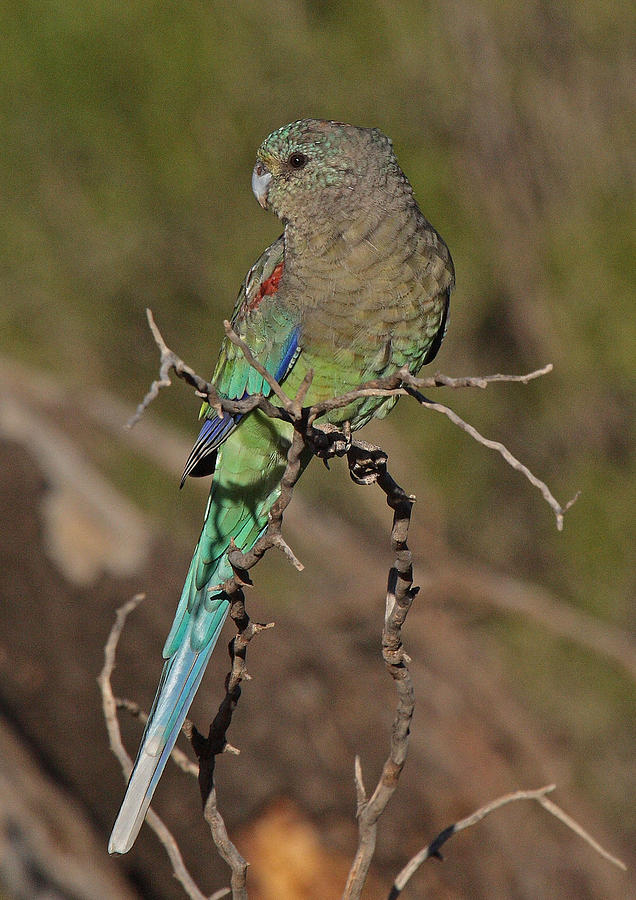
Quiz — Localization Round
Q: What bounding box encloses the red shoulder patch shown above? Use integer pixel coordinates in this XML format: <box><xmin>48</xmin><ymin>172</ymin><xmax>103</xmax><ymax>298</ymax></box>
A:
<box><xmin>248</xmin><ymin>262</ymin><xmax>284</xmax><ymax>311</ymax></box>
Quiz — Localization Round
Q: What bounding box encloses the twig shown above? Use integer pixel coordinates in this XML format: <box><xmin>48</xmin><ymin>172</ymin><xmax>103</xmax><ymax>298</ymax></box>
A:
<box><xmin>185</xmin><ymin>696</ymin><xmax>249</xmax><ymax>900</ymax></box>
<box><xmin>127</xmin><ymin>310</ymin><xmax>221</xmax><ymax>428</ymax></box>
<box><xmin>98</xmin><ymin>594</ymin><xmax>208</xmax><ymax>900</ymax></box>
<box><xmin>388</xmin><ymin>784</ymin><xmax>626</xmax><ymax>898</ymax></box>
<box><xmin>422</xmin><ymin>363</ymin><xmax>554</xmax><ymax>389</ymax></box>
<box><xmin>223</xmin><ymin>412</ymin><xmax>314</xmax><ymax>580</ymax></box>
<box><xmin>127</xmin><ymin>310</ymin><xmax>288</xmax><ymax>429</ymax></box>
<box><xmin>304</xmin><ymin>364</ymin><xmax>554</xmax><ymax>417</ymax></box>
<box><xmin>343</xmin><ymin>448</ymin><xmax>418</xmax><ymax>900</ymax></box>
<box><xmin>223</xmin><ymin>320</ymin><xmax>295</xmax><ymax>412</ymax></box>
<box><xmin>176</xmin><ymin>584</ymin><xmax>278</xmax><ymax>899</ymax></box>
<box><xmin>536</xmin><ymin>794</ymin><xmax>627</xmax><ymax>871</ymax></box>
<box><xmin>403</xmin><ymin>385</ymin><xmax>579</xmax><ymax>531</ymax></box>
<box><xmin>203</xmin><ymin>787</ymin><xmax>248</xmax><ymax>900</ymax></box>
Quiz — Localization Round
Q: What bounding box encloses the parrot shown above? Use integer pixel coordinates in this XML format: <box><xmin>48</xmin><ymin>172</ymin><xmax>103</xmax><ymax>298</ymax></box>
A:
<box><xmin>109</xmin><ymin>118</ymin><xmax>454</xmax><ymax>854</ymax></box>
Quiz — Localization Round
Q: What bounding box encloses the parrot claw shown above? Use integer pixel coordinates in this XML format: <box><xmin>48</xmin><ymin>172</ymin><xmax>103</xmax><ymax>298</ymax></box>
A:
<box><xmin>310</xmin><ymin>422</ymin><xmax>351</xmax><ymax>459</ymax></box>
<box><xmin>347</xmin><ymin>442</ymin><xmax>389</xmax><ymax>486</ymax></box>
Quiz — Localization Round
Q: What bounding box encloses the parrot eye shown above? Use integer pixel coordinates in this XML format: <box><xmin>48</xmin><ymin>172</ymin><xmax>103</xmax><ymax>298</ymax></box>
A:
<box><xmin>288</xmin><ymin>152</ymin><xmax>307</xmax><ymax>169</ymax></box>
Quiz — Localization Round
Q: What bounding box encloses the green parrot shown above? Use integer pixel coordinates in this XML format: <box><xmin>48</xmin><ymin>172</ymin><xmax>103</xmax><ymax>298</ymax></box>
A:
<box><xmin>109</xmin><ymin>119</ymin><xmax>454</xmax><ymax>854</ymax></box>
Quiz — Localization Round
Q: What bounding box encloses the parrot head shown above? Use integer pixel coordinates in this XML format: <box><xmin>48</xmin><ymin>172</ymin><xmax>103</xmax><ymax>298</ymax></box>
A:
<box><xmin>252</xmin><ymin>119</ymin><xmax>407</xmax><ymax>226</ymax></box>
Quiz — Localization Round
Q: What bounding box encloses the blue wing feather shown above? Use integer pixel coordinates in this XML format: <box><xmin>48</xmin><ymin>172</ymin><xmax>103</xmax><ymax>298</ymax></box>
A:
<box><xmin>180</xmin><ymin>410</ymin><xmax>242</xmax><ymax>486</ymax></box>
<box><xmin>275</xmin><ymin>328</ymin><xmax>300</xmax><ymax>382</ymax></box>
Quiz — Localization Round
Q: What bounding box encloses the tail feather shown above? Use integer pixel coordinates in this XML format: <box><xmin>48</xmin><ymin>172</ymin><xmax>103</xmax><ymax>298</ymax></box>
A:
<box><xmin>109</xmin><ymin>412</ymin><xmax>298</xmax><ymax>855</ymax></box>
<box><xmin>108</xmin><ymin>600</ymin><xmax>228</xmax><ymax>855</ymax></box>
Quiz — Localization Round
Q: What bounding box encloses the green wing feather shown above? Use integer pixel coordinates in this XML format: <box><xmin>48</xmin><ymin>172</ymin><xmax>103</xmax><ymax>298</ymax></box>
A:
<box><xmin>200</xmin><ymin>235</ymin><xmax>298</xmax><ymax>414</ymax></box>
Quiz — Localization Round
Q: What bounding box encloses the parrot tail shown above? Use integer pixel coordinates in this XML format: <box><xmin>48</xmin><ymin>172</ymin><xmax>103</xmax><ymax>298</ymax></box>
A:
<box><xmin>108</xmin><ymin>593</ymin><xmax>228</xmax><ymax>855</ymax></box>
<box><xmin>109</xmin><ymin>411</ymin><xmax>300</xmax><ymax>855</ymax></box>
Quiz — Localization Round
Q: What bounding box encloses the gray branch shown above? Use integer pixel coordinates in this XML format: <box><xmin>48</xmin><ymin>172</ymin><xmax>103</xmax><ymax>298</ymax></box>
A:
<box><xmin>131</xmin><ymin>310</ymin><xmax>577</xmax><ymax>530</ymax></box>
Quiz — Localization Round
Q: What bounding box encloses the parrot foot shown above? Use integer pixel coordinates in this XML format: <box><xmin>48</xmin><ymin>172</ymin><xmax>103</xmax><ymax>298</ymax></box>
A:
<box><xmin>346</xmin><ymin>441</ymin><xmax>389</xmax><ymax>486</ymax></box>
<box><xmin>307</xmin><ymin>420</ymin><xmax>352</xmax><ymax>460</ymax></box>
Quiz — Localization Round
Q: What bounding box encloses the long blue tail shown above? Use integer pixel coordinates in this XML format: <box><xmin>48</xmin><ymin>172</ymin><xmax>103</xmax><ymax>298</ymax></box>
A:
<box><xmin>108</xmin><ymin>591</ymin><xmax>228</xmax><ymax>854</ymax></box>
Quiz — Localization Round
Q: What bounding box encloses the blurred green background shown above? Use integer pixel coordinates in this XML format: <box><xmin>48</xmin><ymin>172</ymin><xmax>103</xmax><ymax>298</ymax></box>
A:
<box><xmin>0</xmin><ymin>1</ymin><xmax>634</xmax><ymax>898</ymax></box>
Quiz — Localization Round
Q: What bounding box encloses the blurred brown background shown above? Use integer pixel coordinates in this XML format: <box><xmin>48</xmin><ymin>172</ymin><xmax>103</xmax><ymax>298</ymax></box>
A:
<box><xmin>0</xmin><ymin>1</ymin><xmax>634</xmax><ymax>898</ymax></box>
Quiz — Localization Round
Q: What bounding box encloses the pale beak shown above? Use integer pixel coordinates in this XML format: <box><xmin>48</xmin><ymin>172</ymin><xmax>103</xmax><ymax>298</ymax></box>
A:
<box><xmin>252</xmin><ymin>161</ymin><xmax>272</xmax><ymax>209</ymax></box>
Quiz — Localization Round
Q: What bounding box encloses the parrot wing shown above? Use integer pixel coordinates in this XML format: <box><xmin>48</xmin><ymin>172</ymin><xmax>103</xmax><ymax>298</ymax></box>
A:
<box><xmin>181</xmin><ymin>235</ymin><xmax>300</xmax><ymax>484</ymax></box>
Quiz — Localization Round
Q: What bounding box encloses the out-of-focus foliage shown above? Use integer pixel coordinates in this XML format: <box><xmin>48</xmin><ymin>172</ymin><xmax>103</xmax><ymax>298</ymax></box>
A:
<box><xmin>1</xmin><ymin>0</ymin><xmax>634</xmax><ymax>866</ymax></box>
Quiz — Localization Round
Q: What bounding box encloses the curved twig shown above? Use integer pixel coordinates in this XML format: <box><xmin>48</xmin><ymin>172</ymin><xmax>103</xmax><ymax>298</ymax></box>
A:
<box><xmin>404</xmin><ymin>385</ymin><xmax>578</xmax><ymax>530</ymax></box>
<box><xmin>388</xmin><ymin>784</ymin><xmax>626</xmax><ymax>898</ymax></box>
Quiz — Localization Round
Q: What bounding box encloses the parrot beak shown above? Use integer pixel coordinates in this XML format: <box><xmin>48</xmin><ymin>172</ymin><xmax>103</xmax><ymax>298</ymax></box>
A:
<box><xmin>252</xmin><ymin>161</ymin><xmax>272</xmax><ymax>209</ymax></box>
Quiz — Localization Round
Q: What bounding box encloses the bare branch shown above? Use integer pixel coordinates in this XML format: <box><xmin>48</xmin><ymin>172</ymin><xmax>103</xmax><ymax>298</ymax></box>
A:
<box><xmin>388</xmin><ymin>784</ymin><xmax>626</xmax><ymax>898</ymax></box>
<box><xmin>127</xmin><ymin>310</ymin><xmax>221</xmax><ymax>428</ymax></box>
<box><xmin>181</xmin><ymin>588</ymin><xmax>277</xmax><ymax>898</ymax></box>
<box><xmin>99</xmin><ymin>594</ymin><xmax>146</xmax><ymax>781</ymax></box>
<box><xmin>222</xmin><ymin>428</ymin><xmax>308</xmax><ymax>582</ymax></box>
<box><xmin>353</xmin><ymin>755</ymin><xmax>368</xmax><ymax>816</ymax></box>
<box><xmin>306</xmin><ymin>364</ymin><xmax>555</xmax><ymax>418</ymax></box>
<box><xmin>203</xmin><ymin>788</ymin><xmax>248</xmax><ymax>900</ymax></box>
<box><xmin>404</xmin><ymin>386</ymin><xmax>579</xmax><ymax>531</ymax></box>
<box><xmin>128</xmin><ymin>309</ymin><xmax>290</xmax><ymax>428</ymax></box>
<box><xmin>110</xmin><ymin>314</ymin><xmax>594</xmax><ymax>899</ymax></box>
<box><xmin>132</xmin><ymin>311</ymin><xmax>573</xmax><ymax>529</ymax></box>
<box><xmin>421</xmin><ymin>363</ymin><xmax>554</xmax><ymax>389</ymax></box>
<box><xmin>185</xmin><ymin>702</ymin><xmax>249</xmax><ymax>900</ymax></box>
<box><xmin>269</xmin><ymin>531</ymin><xmax>305</xmax><ymax>571</ymax></box>
<box><xmin>343</xmin><ymin>451</ymin><xmax>418</xmax><ymax>900</ymax></box>
<box><xmin>536</xmin><ymin>794</ymin><xmax>627</xmax><ymax>872</ymax></box>
<box><xmin>210</xmin><ymin>889</ymin><xmax>232</xmax><ymax>900</ymax></box>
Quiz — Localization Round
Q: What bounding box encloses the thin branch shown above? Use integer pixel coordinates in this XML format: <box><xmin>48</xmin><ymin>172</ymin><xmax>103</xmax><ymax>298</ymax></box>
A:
<box><xmin>353</xmin><ymin>755</ymin><xmax>368</xmax><ymax>816</ymax></box>
<box><xmin>224</xmin><ymin>430</ymin><xmax>307</xmax><ymax>579</ymax></box>
<box><xmin>131</xmin><ymin>310</ymin><xmax>574</xmax><ymax>530</ymax></box>
<box><xmin>422</xmin><ymin>363</ymin><xmax>554</xmax><ymax>389</ymax></box>
<box><xmin>127</xmin><ymin>310</ymin><xmax>221</xmax><ymax>428</ymax></box>
<box><xmin>388</xmin><ymin>784</ymin><xmax>626</xmax><ymax>898</ymax></box>
<box><xmin>203</xmin><ymin>788</ymin><xmax>248</xmax><ymax>900</ymax></box>
<box><xmin>185</xmin><ymin>698</ymin><xmax>249</xmax><ymax>900</ymax></box>
<box><xmin>404</xmin><ymin>385</ymin><xmax>579</xmax><ymax>531</ymax></box>
<box><xmin>305</xmin><ymin>364</ymin><xmax>554</xmax><ymax>418</ymax></box>
<box><xmin>343</xmin><ymin>449</ymin><xmax>418</xmax><ymax>900</ymax></box>
<box><xmin>176</xmin><ymin>584</ymin><xmax>277</xmax><ymax>899</ymax></box>
<box><xmin>128</xmin><ymin>309</ymin><xmax>288</xmax><ymax>429</ymax></box>
<box><xmin>536</xmin><ymin>794</ymin><xmax>627</xmax><ymax>872</ymax></box>
<box><xmin>98</xmin><ymin>595</ymin><xmax>208</xmax><ymax>900</ymax></box>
